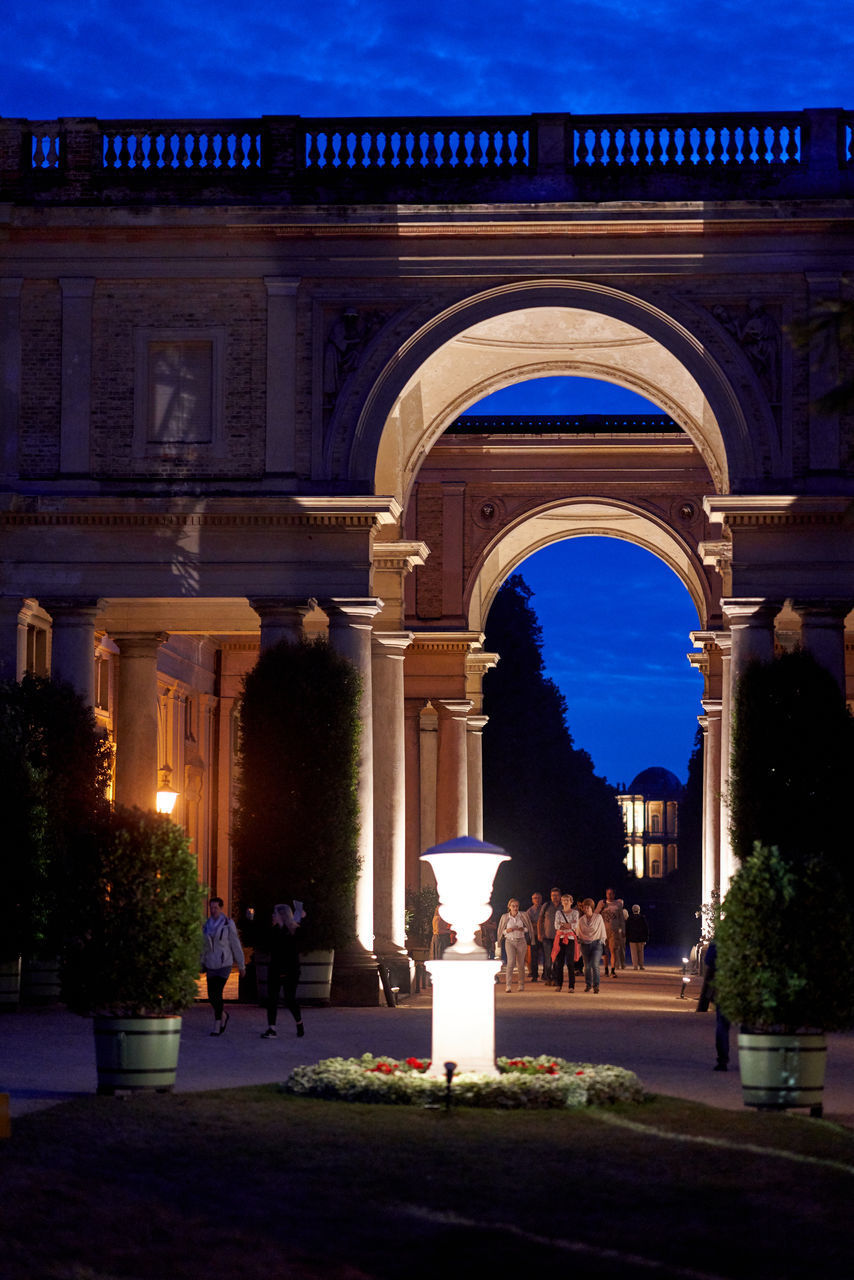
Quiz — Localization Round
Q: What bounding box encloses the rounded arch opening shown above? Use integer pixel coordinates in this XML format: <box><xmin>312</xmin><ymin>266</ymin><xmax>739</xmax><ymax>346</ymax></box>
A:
<box><xmin>467</xmin><ymin>497</ymin><xmax>711</xmax><ymax>633</ymax></box>
<box><xmin>357</xmin><ymin>281</ymin><xmax>775</xmax><ymax>502</ymax></box>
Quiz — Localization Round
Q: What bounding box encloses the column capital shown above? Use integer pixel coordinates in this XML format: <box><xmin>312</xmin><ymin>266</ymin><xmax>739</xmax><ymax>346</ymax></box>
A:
<box><xmin>701</xmin><ymin>698</ymin><xmax>723</xmax><ymax>717</ymax></box>
<box><xmin>371</xmin><ymin>631</ymin><xmax>414</xmax><ymax>659</ymax></box>
<box><xmin>790</xmin><ymin>597</ymin><xmax>853</xmax><ymax>621</ymax></box>
<box><xmin>111</xmin><ymin>631</ymin><xmax>168</xmax><ymax>656</ymax></box>
<box><xmin>324</xmin><ymin>597</ymin><xmax>384</xmax><ymax>628</ymax></box>
<box><xmin>42</xmin><ymin>597</ymin><xmax>102</xmax><ymax>620</ymax></box>
<box><xmin>721</xmin><ymin>597</ymin><xmax>784</xmax><ymax>628</ymax></box>
<box><xmin>435</xmin><ymin>698</ymin><xmax>474</xmax><ymax>719</ymax></box>
<box><xmin>467</xmin><ymin>714</ymin><xmax>489</xmax><ymax>733</ymax></box>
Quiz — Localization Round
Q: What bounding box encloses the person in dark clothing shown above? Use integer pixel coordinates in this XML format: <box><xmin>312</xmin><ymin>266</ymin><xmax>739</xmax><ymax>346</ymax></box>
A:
<box><xmin>626</xmin><ymin>904</ymin><xmax>650</xmax><ymax>969</ymax></box>
<box><xmin>695</xmin><ymin>940</ymin><xmax>730</xmax><ymax>1070</ymax></box>
<box><xmin>261</xmin><ymin>902</ymin><xmax>305</xmax><ymax>1039</ymax></box>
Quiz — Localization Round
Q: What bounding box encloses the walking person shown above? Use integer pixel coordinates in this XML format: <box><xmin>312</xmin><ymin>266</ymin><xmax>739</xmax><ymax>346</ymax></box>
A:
<box><xmin>576</xmin><ymin>898</ymin><xmax>607</xmax><ymax>993</ymax></box>
<box><xmin>551</xmin><ymin>894</ymin><xmax>579</xmax><ymax>992</ymax></box>
<box><xmin>626</xmin><ymin>904</ymin><xmax>649</xmax><ymax>969</ymax></box>
<box><xmin>261</xmin><ymin>902</ymin><xmax>305</xmax><ymax>1039</ymax></box>
<box><xmin>497</xmin><ymin>899</ymin><xmax>531</xmax><ymax>992</ymax></box>
<box><xmin>598</xmin><ymin>887</ymin><xmax>627</xmax><ymax>977</ymax></box>
<box><xmin>201</xmin><ymin>896</ymin><xmax>245</xmax><ymax>1035</ymax></box>
<box><xmin>526</xmin><ymin>892</ymin><xmax>544</xmax><ymax>981</ymax></box>
<box><xmin>695</xmin><ymin>940</ymin><xmax>731</xmax><ymax>1070</ymax></box>
<box><xmin>537</xmin><ymin>887</ymin><xmax>562</xmax><ymax>985</ymax></box>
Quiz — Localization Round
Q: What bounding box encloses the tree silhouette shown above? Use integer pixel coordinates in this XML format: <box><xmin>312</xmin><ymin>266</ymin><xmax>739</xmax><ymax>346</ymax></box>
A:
<box><xmin>482</xmin><ymin>574</ymin><xmax>625</xmax><ymax>904</ymax></box>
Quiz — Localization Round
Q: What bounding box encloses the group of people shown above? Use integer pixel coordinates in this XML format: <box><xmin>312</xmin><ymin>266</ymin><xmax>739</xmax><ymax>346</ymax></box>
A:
<box><xmin>200</xmin><ymin>896</ymin><xmax>305</xmax><ymax>1039</ymax></box>
<box><xmin>494</xmin><ymin>888</ymin><xmax>650</xmax><ymax>993</ymax></box>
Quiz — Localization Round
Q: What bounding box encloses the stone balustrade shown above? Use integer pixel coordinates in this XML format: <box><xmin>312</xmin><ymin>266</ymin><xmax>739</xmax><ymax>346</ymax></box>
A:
<box><xmin>2</xmin><ymin>107</ymin><xmax>852</xmax><ymax>203</ymax></box>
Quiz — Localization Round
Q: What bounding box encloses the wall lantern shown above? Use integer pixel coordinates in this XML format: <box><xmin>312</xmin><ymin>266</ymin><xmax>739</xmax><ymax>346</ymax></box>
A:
<box><xmin>155</xmin><ymin>766</ymin><xmax>179</xmax><ymax>816</ymax></box>
<box><xmin>420</xmin><ymin>834</ymin><xmax>509</xmax><ymax>1078</ymax></box>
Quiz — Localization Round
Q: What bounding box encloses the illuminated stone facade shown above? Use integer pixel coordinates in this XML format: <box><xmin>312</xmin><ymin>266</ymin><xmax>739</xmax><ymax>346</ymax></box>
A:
<box><xmin>3</xmin><ymin>109</ymin><xmax>854</xmax><ymax>992</ymax></box>
<box><xmin>618</xmin><ymin>767</ymin><xmax>682</xmax><ymax>879</ymax></box>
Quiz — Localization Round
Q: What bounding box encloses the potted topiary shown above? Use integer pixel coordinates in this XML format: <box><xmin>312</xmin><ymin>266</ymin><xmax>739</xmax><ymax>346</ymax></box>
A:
<box><xmin>723</xmin><ymin>650</ymin><xmax>854</xmax><ymax>1112</ymax></box>
<box><xmin>715</xmin><ymin>843</ymin><xmax>854</xmax><ymax>1114</ymax></box>
<box><xmin>232</xmin><ymin>637</ymin><xmax>363</xmax><ymax>1005</ymax></box>
<box><xmin>61</xmin><ymin>807</ymin><xmax>206</xmax><ymax>1095</ymax></box>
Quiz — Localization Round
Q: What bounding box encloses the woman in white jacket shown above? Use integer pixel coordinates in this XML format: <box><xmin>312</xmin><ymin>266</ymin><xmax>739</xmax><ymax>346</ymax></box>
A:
<box><xmin>496</xmin><ymin>899</ymin><xmax>531</xmax><ymax>992</ymax></box>
<box><xmin>201</xmin><ymin>897</ymin><xmax>246</xmax><ymax>1035</ymax></box>
<box><xmin>576</xmin><ymin>898</ymin><xmax>607</xmax><ymax>994</ymax></box>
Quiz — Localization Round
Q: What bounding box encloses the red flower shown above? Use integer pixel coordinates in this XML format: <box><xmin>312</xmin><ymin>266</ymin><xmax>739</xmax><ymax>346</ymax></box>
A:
<box><xmin>405</xmin><ymin>1057</ymin><xmax>428</xmax><ymax>1071</ymax></box>
<box><xmin>575</xmin><ymin>1070</ymin><xmax>585</xmax><ymax>1076</ymax></box>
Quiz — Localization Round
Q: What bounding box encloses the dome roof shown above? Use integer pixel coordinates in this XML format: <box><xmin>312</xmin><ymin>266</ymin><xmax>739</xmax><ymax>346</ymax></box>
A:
<box><xmin>627</xmin><ymin>766</ymin><xmax>682</xmax><ymax>799</ymax></box>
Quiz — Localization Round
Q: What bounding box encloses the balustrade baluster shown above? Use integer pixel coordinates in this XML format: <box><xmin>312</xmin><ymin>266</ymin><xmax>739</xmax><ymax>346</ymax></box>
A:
<box><xmin>390</xmin><ymin>131</ymin><xmax>401</xmax><ymax>168</ymax></box>
<box><xmin>769</xmin><ymin>125</ymin><xmax>782</xmax><ymax>164</ymax></box>
<box><xmin>590</xmin><ymin>128</ymin><xmax>604</xmax><ymax>168</ymax></box>
<box><xmin>423</xmin><ymin>130</ymin><xmax>436</xmax><ymax>168</ymax></box>
<box><xmin>331</xmin><ymin>132</ymin><xmax>343</xmax><ymax>168</ymax></box>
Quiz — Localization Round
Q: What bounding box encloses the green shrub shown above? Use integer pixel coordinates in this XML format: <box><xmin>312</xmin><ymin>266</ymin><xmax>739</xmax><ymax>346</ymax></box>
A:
<box><xmin>61</xmin><ymin>808</ymin><xmax>206</xmax><ymax>1017</ymax></box>
<box><xmin>232</xmin><ymin>638</ymin><xmax>361</xmax><ymax>952</ymax></box>
<box><xmin>715</xmin><ymin>843</ymin><xmax>854</xmax><ymax>1032</ymax></box>
<box><xmin>0</xmin><ymin>675</ymin><xmax>111</xmax><ymax>960</ymax></box>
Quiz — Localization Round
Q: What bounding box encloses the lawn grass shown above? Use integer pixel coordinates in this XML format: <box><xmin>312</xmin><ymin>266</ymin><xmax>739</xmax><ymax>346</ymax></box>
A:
<box><xmin>2</xmin><ymin>1086</ymin><xmax>852</xmax><ymax>1279</ymax></box>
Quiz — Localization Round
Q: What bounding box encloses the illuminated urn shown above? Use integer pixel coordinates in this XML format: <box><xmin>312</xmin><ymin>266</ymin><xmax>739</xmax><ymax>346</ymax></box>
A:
<box><xmin>421</xmin><ymin>835</ymin><xmax>509</xmax><ymax>1078</ymax></box>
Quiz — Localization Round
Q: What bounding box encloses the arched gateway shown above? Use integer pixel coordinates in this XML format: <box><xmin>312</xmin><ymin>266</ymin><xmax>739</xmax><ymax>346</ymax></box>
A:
<box><xmin>2</xmin><ymin>109</ymin><xmax>854</xmax><ymax>998</ymax></box>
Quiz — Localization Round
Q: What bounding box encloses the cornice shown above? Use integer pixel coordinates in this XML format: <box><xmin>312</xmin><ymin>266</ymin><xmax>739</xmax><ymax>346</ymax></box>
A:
<box><xmin>704</xmin><ymin>495</ymin><xmax>853</xmax><ymax>528</ymax></box>
<box><xmin>0</xmin><ymin>495</ymin><xmax>401</xmax><ymax>531</ymax></box>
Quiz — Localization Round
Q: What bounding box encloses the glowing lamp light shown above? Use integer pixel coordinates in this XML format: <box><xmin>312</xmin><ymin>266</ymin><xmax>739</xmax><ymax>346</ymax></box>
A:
<box><xmin>155</xmin><ymin>767</ymin><xmax>179</xmax><ymax>816</ymax></box>
<box><xmin>421</xmin><ymin>835</ymin><xmax>510</xmax><ymax>958</ymax></box>
<box><xmin>421</xmin><ymin>835</ymin><xmax>509</xmax><ymax>1078</ymax></box>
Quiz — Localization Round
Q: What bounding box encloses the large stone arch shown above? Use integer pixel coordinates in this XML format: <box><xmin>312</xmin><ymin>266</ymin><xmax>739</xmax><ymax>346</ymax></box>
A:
<box><xmin>335</xmin><ymin>279</ymin><xmax>780</xmax><ymax>499</ymax></box>
<box><xmin>466</xmin><ymin>497</ymin><xmax>710</xmax><ymax>633</ymax></box>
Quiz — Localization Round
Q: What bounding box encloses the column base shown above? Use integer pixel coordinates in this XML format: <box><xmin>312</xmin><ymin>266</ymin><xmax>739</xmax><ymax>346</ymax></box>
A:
<box><xmin>330</xmin><ymin>947</ymin><xmax>384</xmax><ymax>1007</ymax></box>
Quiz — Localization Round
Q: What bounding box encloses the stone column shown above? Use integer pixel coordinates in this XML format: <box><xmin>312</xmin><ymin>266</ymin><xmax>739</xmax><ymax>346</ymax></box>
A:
<box><xmin>466</xmin><ymin>714</ymin><xmax>489</xmax><ymax>840</ymax></box>
<box><xmin>403</xmin><ymin>699</ymin><xmax>424</xmax><ymax>888</ymax></box>
<box><xmin>0</xmin><ymin>597</ymin><xmax>27</xmax><ymax>682</ymax></box>
<box><xmin>699</xmin><ymin>699</ymin><xmax>722</xmax><ymax>904</ymax></box>
<box><xmin>435</xmin><ymin>699</ymin><xmax>473</xmax><ymax>843</ymax></box>
<box><xmin>371</xmin><ymin>632</ymin><xmax>413</xmax><ymax>976</ymax></box>
<box><xmin>717</xmin><ymin>633</ymin><xmax>734</xmax><ymax>896</ymax></box>
<box><xmin>112</xmin><ymin>632</ymin><xmax>167</xmax><ymax>812</ymax></box>
<box><xmin>44</xmin><ymin>599</ymin><xmax>99</xmax><ymax>705</ymax></box>
<box><xmin>325</xmin><ymin>598</ymin><xmax>383</xmax><ymax>1003</ymax></box>
<box><xmin>250</xmin><ymin>597</ymin><xmax>316</xmax><ymax>651</ymax></box>
<box><xmin>792</xmin><ymin>598</ymin><xmax>851</xmax><ymax>695</ymax></box>
<box><xmin>419</xmin><ymin>703</ymin><xmax>438</xmax><ymax>855</ymax></box>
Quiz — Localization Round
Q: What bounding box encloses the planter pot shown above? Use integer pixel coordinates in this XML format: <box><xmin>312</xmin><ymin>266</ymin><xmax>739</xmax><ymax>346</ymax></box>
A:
<box><xmin>256</xmin><ymin>950</ymin><xmax>335</xmax><ymax>1006</ymax></box>
<box><xmin>737</xmin><ymin>1030</ymin><xmax>827</xmax><ymax>1116</ymax></box>
<box><xmin>0</xmin><ymin>956</ymin><xmax>21</xmax><ymax>1007</ymax></box>
<box><xmin>93</xmin><ymin>1015</ymin><xmax>183</xmax><ymax>1096</ymax></box>
<box><xmin>22</xmin><ymin>957</ymin><xmax>61</xmax><ymax>1005</ymax></box>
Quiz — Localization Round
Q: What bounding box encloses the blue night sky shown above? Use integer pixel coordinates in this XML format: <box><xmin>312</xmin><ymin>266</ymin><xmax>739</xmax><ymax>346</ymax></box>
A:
<box><xmin>4</xmin><ymin>2</ymin><xmax>848</xmax><ymax>785</ymax></box>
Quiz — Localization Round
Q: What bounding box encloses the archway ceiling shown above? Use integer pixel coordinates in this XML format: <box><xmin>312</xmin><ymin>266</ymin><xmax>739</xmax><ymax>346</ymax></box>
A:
<box><xmin>377</xmin><ymin>306</ymin><xmax>725</xmax><ymax>503</ymax></box>
<box><xmin>467</xmin><ymin>500</ymin><xmax>708</xmax><ymax>632</ymax></box>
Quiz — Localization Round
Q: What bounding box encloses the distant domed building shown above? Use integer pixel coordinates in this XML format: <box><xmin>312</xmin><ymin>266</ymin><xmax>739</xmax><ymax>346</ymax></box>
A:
<box><xmin>617</xmin><ymin>767</ymin><xmax>683</xmax><ymax>879</ymax></box>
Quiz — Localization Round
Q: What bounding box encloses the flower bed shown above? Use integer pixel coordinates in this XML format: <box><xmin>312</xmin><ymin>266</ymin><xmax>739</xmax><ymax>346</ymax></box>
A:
<box><xmin>283</xmin><ymin>1053</ymin><xmax>645</xmax><ymax>1108</ymax></box>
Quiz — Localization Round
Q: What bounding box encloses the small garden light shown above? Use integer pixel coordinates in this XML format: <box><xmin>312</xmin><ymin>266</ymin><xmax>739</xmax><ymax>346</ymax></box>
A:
<box><xmin>680</xmin><ymin>955</ymin><xmax>690</xmax><ymax>999</ymax></box>
<box><xmin>443</xmin><ymin>1060</ymin><xmax>457</xmax><ymax>1110</ymax></box>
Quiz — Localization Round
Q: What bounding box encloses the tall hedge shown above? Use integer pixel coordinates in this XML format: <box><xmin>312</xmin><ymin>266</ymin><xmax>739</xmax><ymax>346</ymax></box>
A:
<box><xmin>729</xmin><ymin>650</ymin><xmax>854</xmax><ymax>889</ymax></box>
<box><xmin>232</xmin><ymin>638</ymin><xmax>361</xmax><ymax>951</ymax></box>
<box><xmin>0</xmin><ymin>674</ymin><xmax>112</xmax><ymax>959</ymax></box>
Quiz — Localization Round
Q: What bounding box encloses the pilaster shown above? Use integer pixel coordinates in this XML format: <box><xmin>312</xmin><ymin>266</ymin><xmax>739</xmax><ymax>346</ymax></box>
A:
<box><xmin>371</xmin><ymin>631</ymin><xmax>413</xmax><ymax>966</ymax></box>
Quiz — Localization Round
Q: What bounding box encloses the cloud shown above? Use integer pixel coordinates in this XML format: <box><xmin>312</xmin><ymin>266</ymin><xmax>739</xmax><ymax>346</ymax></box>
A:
<box><xmin>3</xmin><ymin>0</ymin><xmax>852</xmax><ymax>120</ymax></box>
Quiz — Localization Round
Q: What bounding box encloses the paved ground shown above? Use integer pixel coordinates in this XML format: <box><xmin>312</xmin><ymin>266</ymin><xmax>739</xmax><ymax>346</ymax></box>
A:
<box><xmin>3</xmin><ymin>952</ymin><xmax>854</xmax><ymax>1123</ymax></box>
